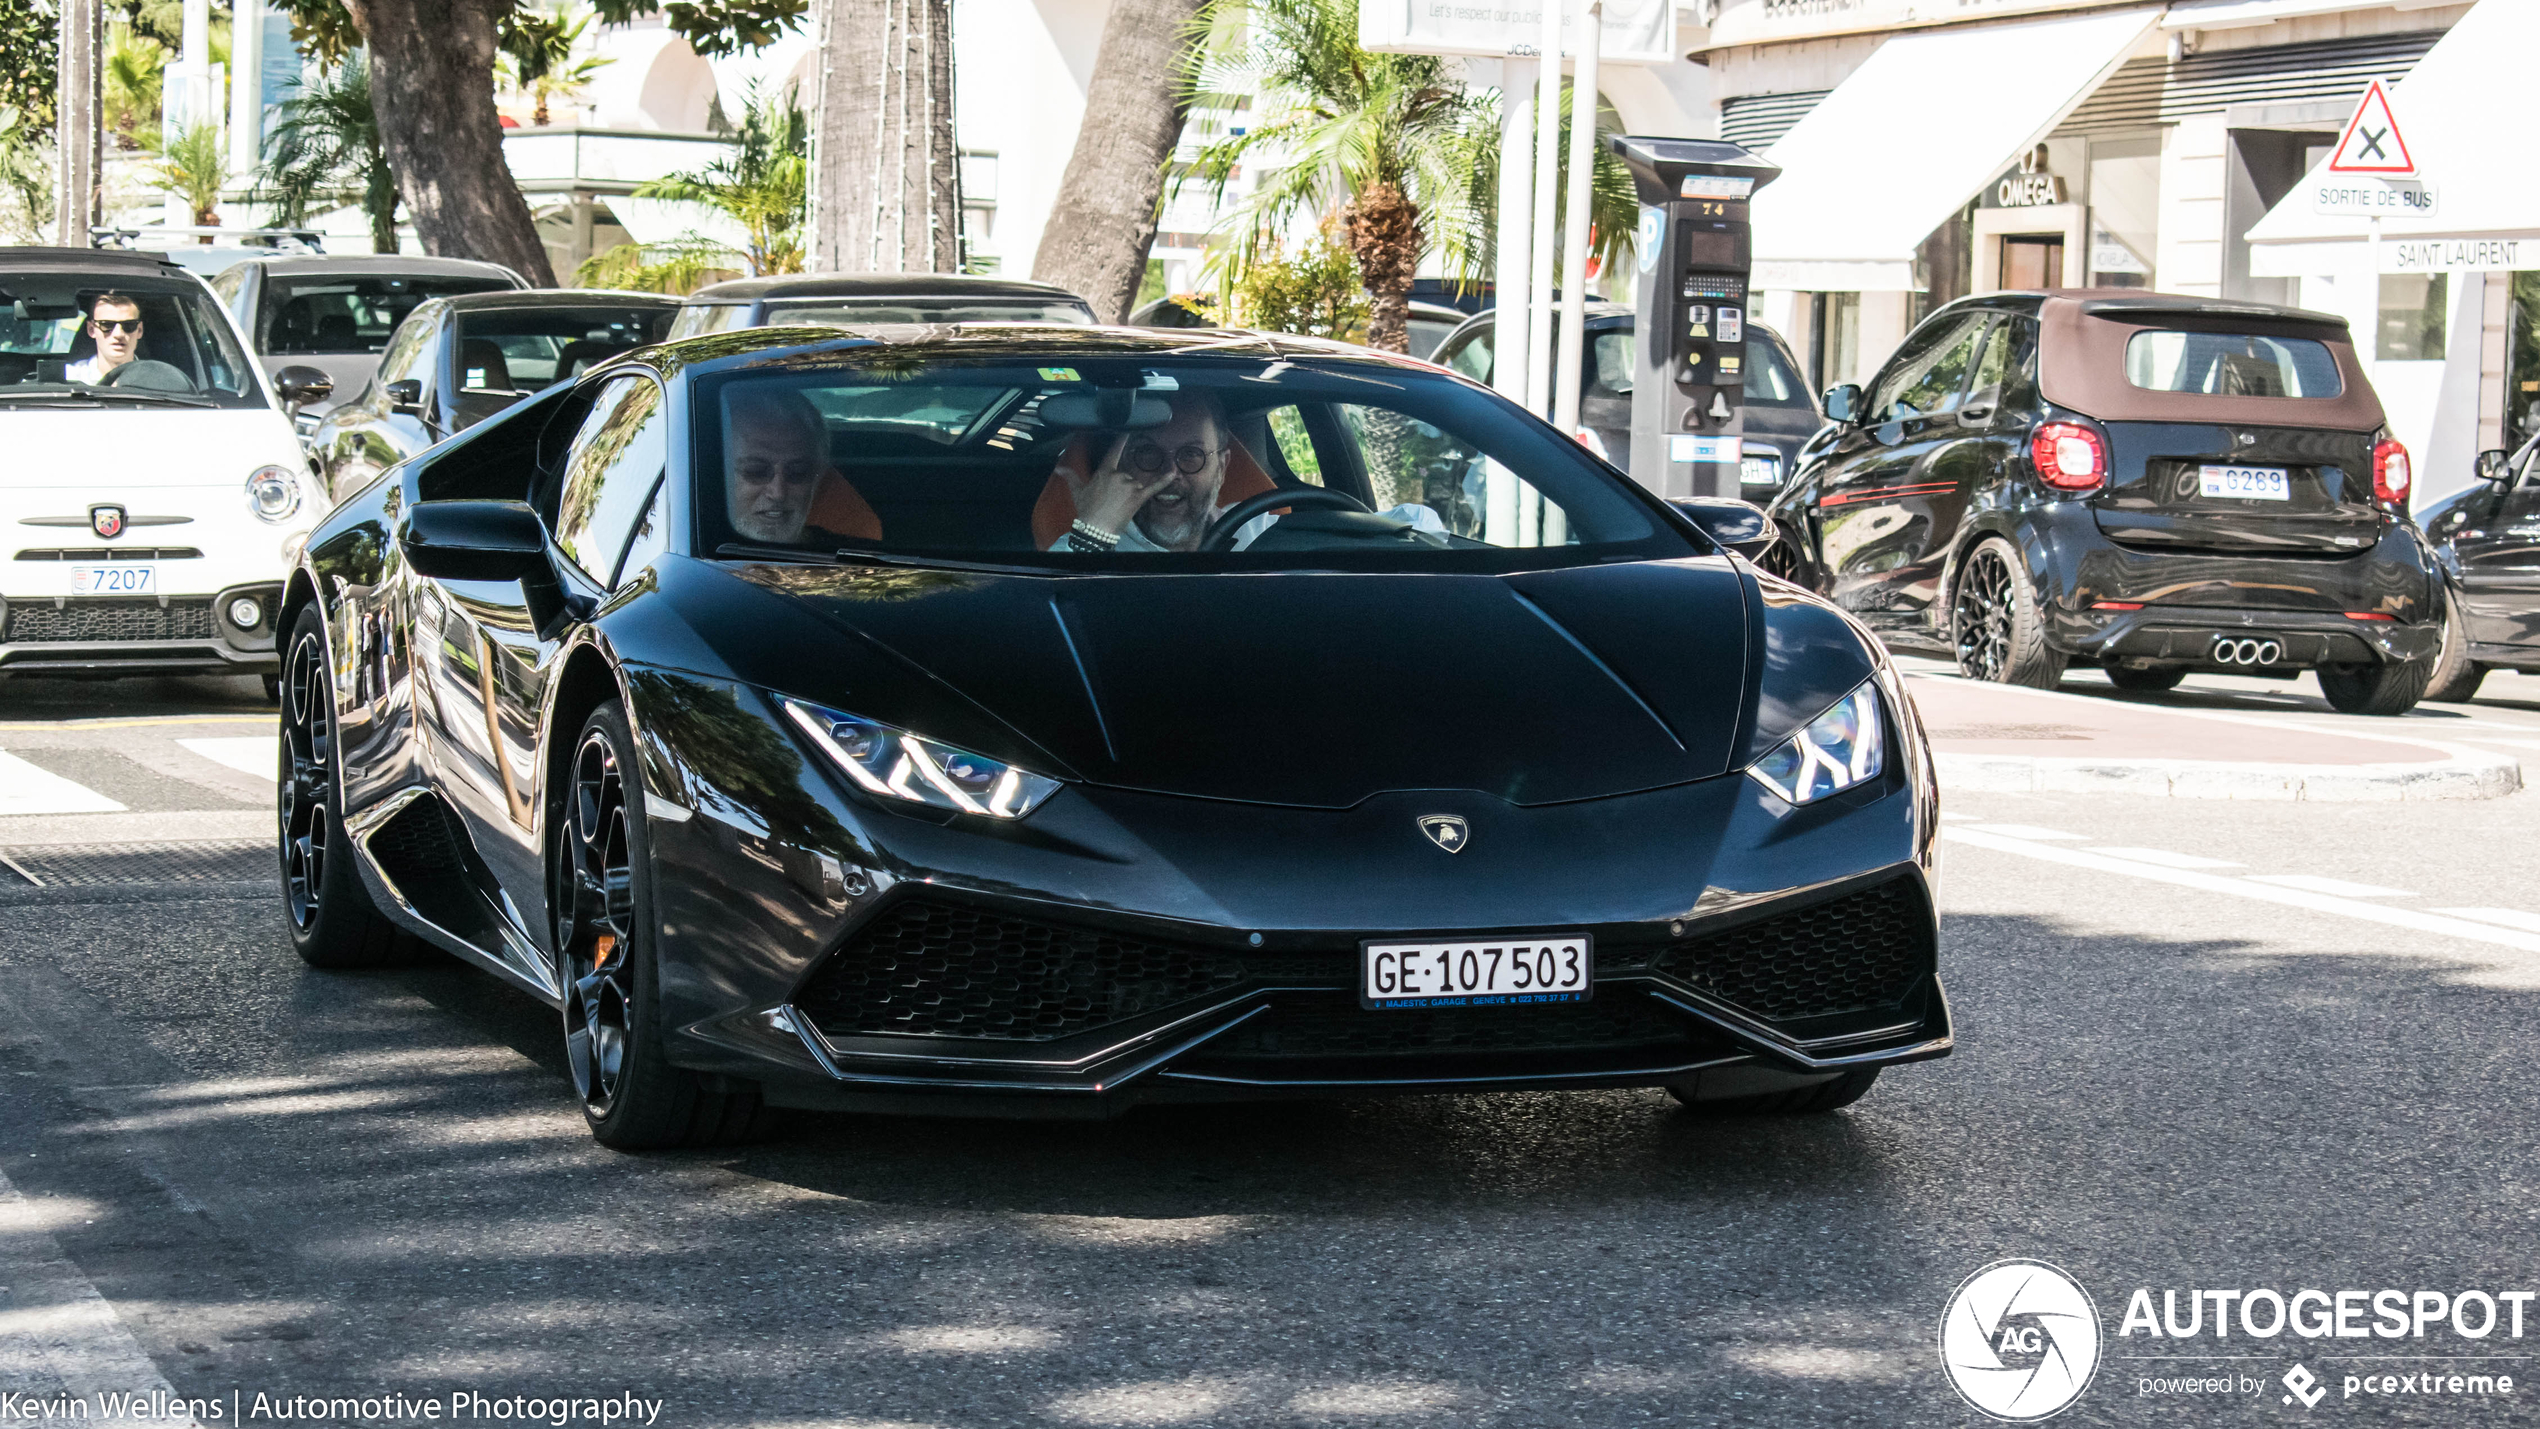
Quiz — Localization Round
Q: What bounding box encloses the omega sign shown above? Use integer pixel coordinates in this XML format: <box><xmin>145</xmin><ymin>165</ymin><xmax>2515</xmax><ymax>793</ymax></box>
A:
<box><xmin>1984</xmin><ymin>147</ymin><xmax>2065</xmax><ymax>209</ymax></box>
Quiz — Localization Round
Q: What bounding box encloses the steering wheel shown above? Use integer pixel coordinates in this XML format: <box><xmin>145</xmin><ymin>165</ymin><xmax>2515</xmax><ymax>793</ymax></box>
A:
<box><xmin>101</xmin><ymin>359</ymin><xmax>197</xmax><ymax>394</ymax></box>
<box><xmin>1200</xmin><ymin>485</ymin><xmax>1373</xmax><ymax>552</ymax></box>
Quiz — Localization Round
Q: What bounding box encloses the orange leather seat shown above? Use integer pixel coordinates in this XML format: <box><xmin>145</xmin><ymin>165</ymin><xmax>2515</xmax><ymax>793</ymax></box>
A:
<box><xmin>1029</xmin><ymin>433</ymin><xmax>1282</xmax><ymax>549</ymax></box>
<box><xmin>804</xmin><ymin>472</ymin><xmax>884</xmax><ymax>542</ymax></box>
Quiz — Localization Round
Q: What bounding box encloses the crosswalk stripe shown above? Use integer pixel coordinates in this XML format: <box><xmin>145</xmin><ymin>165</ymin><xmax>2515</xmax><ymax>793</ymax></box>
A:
<box><xmin>0</xmin><ymin>751</ymin><xmax>125</xmax><ymax>816</ymax></box>
<box><xmin>177</xmin><ymin>737</ymin><xmax>278</xmax><ymax>781</ymax></box>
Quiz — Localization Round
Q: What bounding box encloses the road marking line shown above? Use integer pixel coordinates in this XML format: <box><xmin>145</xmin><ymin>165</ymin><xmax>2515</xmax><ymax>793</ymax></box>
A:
<box><xmin>1944</xmin><ymin>827</ymin><xmax>2540</xmax><ymax>957</ymax></box>
<box><xmin>2431</xmin><ymin>907</ymin><xmax>2540</xmax><ymax>934</ymax></box>
<box><xmin>2245</xmin><ymin>873</ymin><xmax>2414</xmax><ymax>898</ymax></box>
<box><xmin>2083</xmin><ymin>846</ymin><xmax>2244</xmax><ymax>869</ymax></box>
<box><xmin>1964</xmin><ymin>823</ymin><xmax>2086</xmax><ymax>841</ymax></box>
<box><xmin>0</xmin><ymin>751</ymin><xmax>124</xmax><ymax>816</ymax></box>
<box><xmin>0</xmin><ymin>1167</ymin><xmax>200</xmax><ymax>1426</ymax></box>
<box><xmin>177</xmin><ymin>736</ymin><xmax>277</xmax><ymax>781</ymax></box>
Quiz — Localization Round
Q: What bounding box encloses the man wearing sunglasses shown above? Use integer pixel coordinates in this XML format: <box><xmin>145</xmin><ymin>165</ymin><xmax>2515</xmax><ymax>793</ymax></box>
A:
<box><xmin>65</xmin><ymin>294</ymin><xmax>145</xmax><ymax>385</ymax></box>
<box><xmin>1055</xmin><ymin>392</ymin><xmax>1259</xmax><ymax>554</ymax></box>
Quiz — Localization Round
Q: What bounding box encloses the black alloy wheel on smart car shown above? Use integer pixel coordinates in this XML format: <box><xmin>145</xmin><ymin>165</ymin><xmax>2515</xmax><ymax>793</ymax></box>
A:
<box><xmin>278</xmin><ymin>606</ymin><xmax>411</xmax><ymax>968</ymax></box>
<box><xmin>550</xmin><ymin>701</ymin><xmax>771</xmax><ymax>1151</ymax></box>
<box><xmin>1950</xmin><ymin>541</ymin><xmax>2065</xmax><ymax>690</ymax></box>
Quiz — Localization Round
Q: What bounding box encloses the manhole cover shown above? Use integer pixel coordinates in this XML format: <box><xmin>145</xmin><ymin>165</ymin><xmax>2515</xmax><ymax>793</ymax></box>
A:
<box><xmin>0</xmin><ymin>840</ymin><xmax>273</xmax><ymax>888</ymax></box>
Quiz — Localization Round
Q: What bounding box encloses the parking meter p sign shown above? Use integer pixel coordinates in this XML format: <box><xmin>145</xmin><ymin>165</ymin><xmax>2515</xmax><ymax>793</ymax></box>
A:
<box><xmin>2329</xmin><ymin>79</ymin><xmax>2416</xmax><ymax>177</ymax></box>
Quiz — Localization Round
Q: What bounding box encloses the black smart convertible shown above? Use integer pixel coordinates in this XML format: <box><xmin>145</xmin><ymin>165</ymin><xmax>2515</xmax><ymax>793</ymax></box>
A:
<box><xmin>276</xmin><ymin>324</ymin><xmax>1948</xmax><ymax>1149</ymax></box>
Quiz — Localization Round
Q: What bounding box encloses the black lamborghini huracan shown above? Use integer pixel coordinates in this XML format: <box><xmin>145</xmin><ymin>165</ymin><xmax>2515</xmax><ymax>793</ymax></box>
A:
<box><xmin>276</xmin><ymin>324</ymin><xmax>1949</xmax><ymax>1149</ymax></box>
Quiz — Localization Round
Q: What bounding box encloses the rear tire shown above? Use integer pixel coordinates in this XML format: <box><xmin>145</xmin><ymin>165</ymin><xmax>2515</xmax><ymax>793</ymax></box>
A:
<box><xmin>279</xmin><ymin>607</ymin><xmax>411</xmax><ymax>969</ymax></box>
<box><xmin>2423</xmin><ymin>602</ymin><xmax>2488</xmax><ymax>703</ymax></box>
<box><xmin>1671</xmin><ymin>1067</ymin><xmax>1880</xmax><ymax>1117</ymax></box>
<box><xmin>554</xmin><ymin>699</ymin><xmax>775</xmax><ymax>1151</ymax></box>
<box><xmin>1951</xmin><ymin>540</ymin><xmax>2066</xmax><ymax>689</ymax></box>
<box><xmin>2317</xmin><ymin>658</ymin><xmax>2431</xmax><ymax>716</ymax></box>
<box><xmin>2106</xmin><ymin>665</ymin><xmax>2186</xmax><ymax>693</ymax></box>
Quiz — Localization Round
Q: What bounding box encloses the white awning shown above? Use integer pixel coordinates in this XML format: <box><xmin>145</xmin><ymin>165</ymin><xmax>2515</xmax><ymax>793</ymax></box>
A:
<box><xmin>603</xmin><ymin>197</ymin><xmax>750</xmax><ymax>252</ymax></box>
<box><xmin>1748</xmin><ymin>7</ymin><xmax>2160</xmax><ymax>292</ymax></box>
<box><xmin>2246</xmin><ymin>0</ymin><xmax>2540</xmax><ymax>254</ymax></box>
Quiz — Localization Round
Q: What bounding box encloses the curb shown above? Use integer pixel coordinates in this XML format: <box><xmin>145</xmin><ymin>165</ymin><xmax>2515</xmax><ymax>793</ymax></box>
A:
<box><xmin>1934</xmin><ymin>748</ymin><xmax>2523</xmax><ymax>801</ymax></box>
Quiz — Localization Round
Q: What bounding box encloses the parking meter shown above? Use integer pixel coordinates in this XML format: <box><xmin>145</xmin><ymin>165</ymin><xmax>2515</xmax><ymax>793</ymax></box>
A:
<box><xmin>1607</xmin><ymin>136</ymin><xmax>1780</xmax><ymax>499</ymax></box>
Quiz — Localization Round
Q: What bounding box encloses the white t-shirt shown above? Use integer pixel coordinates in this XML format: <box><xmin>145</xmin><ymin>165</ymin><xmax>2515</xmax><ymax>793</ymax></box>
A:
<box><xmin>64</xmin><ymin>356</ymin><xmax>109</xmax><ymax>384</ymax></box>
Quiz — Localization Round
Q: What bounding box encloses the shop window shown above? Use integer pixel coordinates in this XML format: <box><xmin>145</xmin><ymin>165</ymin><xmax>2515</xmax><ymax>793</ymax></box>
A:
<box><xmin>2508</xmin><ymin>272</ymin><xmax>2540</xmax><ymax>442</ymax></box>
<box><xmin>2087</xmin><ymin>137</ymin><xmax>2160</xmax><ymax>289</ymax></box>
<box><xmin>1810</xmin><ymin>291</ymin><xmax>1862</xmax><ymax>392</ymax></box>
<box><xmin>2377</xmin><ymin>273</ymin><xmax>2448</xmax><ymax>362</ymax></box>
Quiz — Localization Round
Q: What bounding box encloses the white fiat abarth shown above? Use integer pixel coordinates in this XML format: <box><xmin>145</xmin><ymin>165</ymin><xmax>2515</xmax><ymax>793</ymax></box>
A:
<box><xmin>0</xmin><ymin>247</ymin><xmax>322</xmax><ymax>695</ymax></box>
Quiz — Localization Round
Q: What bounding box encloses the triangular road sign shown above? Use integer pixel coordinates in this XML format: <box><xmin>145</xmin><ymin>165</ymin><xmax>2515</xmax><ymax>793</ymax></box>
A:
<box><xmin>2329</xmin><ymin>79</ymin><xmax>2416</xmax><ymax>176</ymax></box>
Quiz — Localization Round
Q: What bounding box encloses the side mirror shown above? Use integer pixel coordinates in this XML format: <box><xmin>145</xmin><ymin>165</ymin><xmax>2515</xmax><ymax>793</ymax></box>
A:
<box><xmin>2475</xmin><ymin>448</ymin><xmax>2513</xmax><ymax>484</ymax></box>
<box><xmin>384</xmin><ymin>378</ymin><xmax>424</xmax><ymax>416</ymax></box>
<box><xmin>1821</xmin><ymin>383</ymin><xmax>1861</xmax><ymax>425</ymax></box>
<box><xmin>271</xmin><ymin>364</ymin><xmax>333</xmax><ymax>411</ymax></box>
<box><xmin>398</xmin><ymin>499</ymin><xmax>550</xmax><ymax>582</ymax></box>
<box><xmin>1668</xmin><ymin>497</ymin><xmax>1777</xmax><ymax>560</ymax></box>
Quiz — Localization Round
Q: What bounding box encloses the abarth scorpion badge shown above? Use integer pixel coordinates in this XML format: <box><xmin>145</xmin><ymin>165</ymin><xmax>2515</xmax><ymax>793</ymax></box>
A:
<box><xmin>91</xmin><ymin>505</ymin><xmax>126</xmax><ymax>539</ymax></box>
<box><xmin>1417</xmin><ymin>815</ymin><xmax>1468</xmax><ymax>852</ymax></box>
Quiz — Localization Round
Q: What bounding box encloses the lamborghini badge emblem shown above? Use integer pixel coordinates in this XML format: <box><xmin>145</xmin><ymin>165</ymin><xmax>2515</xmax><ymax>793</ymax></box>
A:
<box><xmin>1417</xmin><ymin>815</ymin><xmax>1468</xmax><ymax>853</ymax></box>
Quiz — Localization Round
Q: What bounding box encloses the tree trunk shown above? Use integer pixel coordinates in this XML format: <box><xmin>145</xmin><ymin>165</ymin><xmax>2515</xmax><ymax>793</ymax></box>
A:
<box><xmin>1343</xmin><ymin>180</ymin><xmax>1419</xmax><ymax>353</ymax></box>
<box><xmin>339</xmin><ymin>0</ymin><xmax>555</xmax><ymax>283</ymax></box>
<box><xmin>1030</xmin><ymin>0</ymin><xmax>1204</xmax><ymax>321</ymax></box>
<box><xmin>809</xmin><ymin>0</ymin><xmax>960</xmax><ymax>273</ymax></box>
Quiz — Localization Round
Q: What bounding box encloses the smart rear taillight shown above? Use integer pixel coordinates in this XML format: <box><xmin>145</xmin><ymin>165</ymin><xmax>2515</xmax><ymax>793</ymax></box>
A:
<box><xmin>2030</xmin><ymin>421</ymin><xmax>2107</xmax><ymax>491</ymax></box>
<box><xmin>2373</xmin><ymin>437</ymin><xmax>2413</xmax><ymax>504</ymax></box>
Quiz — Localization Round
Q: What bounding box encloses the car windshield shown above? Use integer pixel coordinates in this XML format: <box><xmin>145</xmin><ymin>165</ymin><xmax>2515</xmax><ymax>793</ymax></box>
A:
<box><xmin>0</xmin><ymin>276</ymin><xmax>264</xmax><ymax>408</ymax></box>
<box><xmin>2125</xmin><ymin>329</ymin><xmax>2343</xmax><ymax>398</ymax></box>
<box><xmin>694</xmin><ymin>354</ymin><xmax>1690</xmax><ymax>571</ymax></box>
<box><xmin>454</xmin><ymin>305</ymin><xmax>669</xmax><ymax>392</ymax></box>
<box><xmin>261</xmin><ymin>274</ymin><xmax>515</xmax><ymax>355</ymax></box>
<box><xmin>762</xmin><ymin>299</ymin><xmax>1093</xmax><ymax>328</ymax></box>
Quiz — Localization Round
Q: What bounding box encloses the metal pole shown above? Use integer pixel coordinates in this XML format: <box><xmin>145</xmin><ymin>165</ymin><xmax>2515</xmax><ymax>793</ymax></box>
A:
<box><xmin>1549</xmin><ymin>0</ymin><xmax>1599</xmax><ymax>442</ymax></box>
<box><xmin>229</xmin><ymin>0</ymin><xmax>265</xmax><ymax>181</ymax></box>
<box><xmin>1524</xmin><ymin>0</ymin><xmax>1561</xmax><ymax>420</ymax></box>
<box><xmin>53</xmin><ymin>0</ymin><xmax>101</xmax><ymax>248</ymax></box>
<box><xmin>1488</xmin><ymin>57</ymin><xmax>1534</xmax><ymax>547</ymax></box>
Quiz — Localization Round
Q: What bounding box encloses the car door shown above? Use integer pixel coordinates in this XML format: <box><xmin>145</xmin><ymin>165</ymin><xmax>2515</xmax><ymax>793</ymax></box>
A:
<box><xmin>317</xmin><ymin>309</ymin><xmax>442</xmax><ymax>500</ymax></box>
<box><xmin>1811</xmin><ymin>312</ymin><xmax>1989</xmax><ymax>624</ymax></box>
<box><xmin>420</xmin><ymin>371</ymin><xmax>669</xmax><ymax>919</ymax></box>
<box><xmin>2444</xmin><ymin>451</ymin><xmax>2540</xmax><ymax>650</ymax></box>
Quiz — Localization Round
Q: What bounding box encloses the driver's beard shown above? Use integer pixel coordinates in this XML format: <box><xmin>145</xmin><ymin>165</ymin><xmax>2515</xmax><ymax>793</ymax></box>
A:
<box><xmin>1134</xmin><ymin>472</ymin><xmax>1221</xmax><ymax>551</ymax></box>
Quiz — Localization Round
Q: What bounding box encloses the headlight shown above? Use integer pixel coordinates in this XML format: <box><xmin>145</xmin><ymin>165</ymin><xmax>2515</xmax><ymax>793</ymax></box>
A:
<box><xmin>1747</xmin><ymin>680</ymin><xmax>1885</xmax><ymax>805</ymax></box>
<box><xmin>246</xmin><ymin>465</ymin><xmax>302</xmax><ymax>523</ymax></box>
<box><xmin>780</xmin><ymin>697</ymin><xmax>1062</xmax><ymax>820</ymax></box>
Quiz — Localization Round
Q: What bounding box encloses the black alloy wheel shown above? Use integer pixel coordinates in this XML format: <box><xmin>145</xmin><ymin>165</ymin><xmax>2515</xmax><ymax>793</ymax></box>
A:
<box><xmin>551</xmin><ymin>700</ymin><xmax>771</xmax><ymax>1150</ymax></box>
<box><xmin>279</xmin><ymin>605</ymin><xmax>407</xmax><ymax>968</ymax></box>
<box><xmin>2423</xmin><ymin>599</ymin><xmax>2488</xmax><ymax>704</ymax></box>
<box><xmin>1951</xmin><ymin>540</ymin><xmax>2067</xmax><ymax>690</ymax></box>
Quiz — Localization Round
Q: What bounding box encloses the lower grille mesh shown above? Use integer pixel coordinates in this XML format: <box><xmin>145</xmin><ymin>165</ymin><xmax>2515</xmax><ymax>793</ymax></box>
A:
<box><xmin>1653</xmin><ymin>876</ymin><xmax>1933</xmax><ymax>1022</ymax></box>
<box><xmin>1199</xmin><ymin>995</ymin><xmax>1698</xmax><ymax>1060</ymax></box>
<box><xmin>797</xmin><ymin>900</ymin><xmax>1248</xmax><ymax>1041</ymax></box>
<box><xmin>6</xmin><ymin>599</ymin><xmax>218</xmax><ymax>643</ymax></box>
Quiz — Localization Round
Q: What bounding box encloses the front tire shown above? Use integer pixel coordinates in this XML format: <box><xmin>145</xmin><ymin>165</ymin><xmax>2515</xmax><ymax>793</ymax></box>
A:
<box><xmin>1951</xmin><ymin>539</ymin><xmax>2066</xmax><ymax>689</ymax></box>
<box><xmin>2317</xmin><ymin>658</ymin><xmax>2431</xmax><ymax>716</ymax></box>
<box><xmin>553</xmin><ymin>700</ymin><xmax>771</xmax><ymax>1150</ymax></box>
<box><xmin>279</xmin><ymin>607</ymin><xmax>409</xmax><ymax>968</ymax></box>
<box><xmin>1671</xmin><ymin>1067</ymin><xmax>1880</xmax><ymax>1117</ymax></box>
<box><xmin>2424</xmin><ymin>601</ymin><xmax>2487</xmax><ymax>703</ymax></box>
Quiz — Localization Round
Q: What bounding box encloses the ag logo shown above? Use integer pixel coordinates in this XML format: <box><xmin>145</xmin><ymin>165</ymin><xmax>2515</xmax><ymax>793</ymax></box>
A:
<box><xmin>1939</xmin><ymin>1259</ymin><xmax>2101</xmax><ymax>1421</ymax></box>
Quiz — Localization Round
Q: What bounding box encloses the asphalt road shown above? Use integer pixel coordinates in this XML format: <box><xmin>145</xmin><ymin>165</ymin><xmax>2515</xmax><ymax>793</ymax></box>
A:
<box><xmin>5</xmin><ymin>667</ymin><xmax>2540</xmax><ymax>1428</ymax></box>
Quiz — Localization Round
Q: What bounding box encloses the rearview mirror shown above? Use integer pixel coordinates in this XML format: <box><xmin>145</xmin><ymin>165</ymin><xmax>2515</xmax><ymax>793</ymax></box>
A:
<box><xmin>2475</xmin><ymin>448</ymin><xmax>2513</xmax><ymax>483</ymax></box>
<box><xmin>384</xmin><ymin>378</ymin><xmax>424</xmax><ymax>416</ymax></box>
<box><xmin>1038</xmin><ymin>390</ymin><xmax>1171</xmax><ymax>429</ymax></box>
<box><xmin>398</xmin><ymin>499</ymin><xmax>550</xmax><ymax>583</ymax></box>
<box><xmin>1822</xmin><ymin>383</ymin><xmax>1861</xmax><ymax>425</ymax></box>
<box><xmin>271</xmin><ymin>364</ymin><xmax>333</xmax><ymax>411</ymax></box>
<box><xmin>1667</xmin><ymin>497</ymin><xmax>1777</xmax><ymax>560</ymax></box>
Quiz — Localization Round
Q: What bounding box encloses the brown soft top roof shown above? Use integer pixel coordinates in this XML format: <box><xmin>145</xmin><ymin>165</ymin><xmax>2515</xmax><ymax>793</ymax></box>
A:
<box><xmin>2022</xmin><ymin>290</ymin><xmax>2385</xmax><ymax>431</ymax></box>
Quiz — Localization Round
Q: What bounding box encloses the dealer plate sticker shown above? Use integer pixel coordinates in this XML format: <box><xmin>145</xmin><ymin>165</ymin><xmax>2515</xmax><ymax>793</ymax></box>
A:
<box><xmin>69</xmin><ymin>564</ymin><xmax>154</xmax><ymax>595</ymax></box>
<box><xmin>1361</xmin><ymin>935</ymin><xmax>1592</xmax><ymax>1009</ymax></box>
<box><xmin>2198</xmin><ymin>464</ymin><xmax>2289</xmax><ymax>500</ymax></box>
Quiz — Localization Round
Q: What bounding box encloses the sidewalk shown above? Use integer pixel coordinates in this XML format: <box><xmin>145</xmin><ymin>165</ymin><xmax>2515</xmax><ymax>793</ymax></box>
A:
<box><xmin>1902</xmin><ymin>668</ymin><xmax>2523</xmax><ymax>801</ymax></box>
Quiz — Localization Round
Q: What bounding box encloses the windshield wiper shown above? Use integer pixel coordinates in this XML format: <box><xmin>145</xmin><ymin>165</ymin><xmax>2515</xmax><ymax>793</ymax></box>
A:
<box><xmin>0</xmin><ymin>386</ymin><xmax>217</xmax><ymax>409</ymax></box>
<box><xmin>715</xmin><ymin>541</ymin><xmax>843</xmax><ymax>564</ymax></box>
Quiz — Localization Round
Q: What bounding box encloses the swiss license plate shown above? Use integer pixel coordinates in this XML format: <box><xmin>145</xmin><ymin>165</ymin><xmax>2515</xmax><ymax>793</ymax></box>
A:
<box><xmin>1361</xmin><ymin>934</ymin><xmax>1593</xmax><ymax>1009</ymax></box>
<box><xmin>69</xmin><ymin>564</ymin><xmax>154</xmax><ymax>595</ymax></box>
<box><xmin>2198</xmin><ymin>464</ymin><xmax>2290</xmax><ymax>500</ymax></box>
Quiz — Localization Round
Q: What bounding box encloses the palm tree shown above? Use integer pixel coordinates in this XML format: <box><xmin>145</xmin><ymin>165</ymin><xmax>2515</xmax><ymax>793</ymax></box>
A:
<box><xmin>634</xmin><ymin>88</ymin><xmax>808</xmax><ymax>276</ymax></box>
<box><xmin>1183</xmin><ymin>0</ymin><xmax>1490</xmax><ymax>352</ymax></box>
<box><xmin>147</xmin><ymin>122</ymin><xmax>226</xmax><ymax>232</ymax></box>
<box><xmin>255</xmin><ymin>59</ymin><xmax>401</xmax><ymax>255</ymax></box>
<box><xmin>103</xmin><ymin>25</ymin><xmax>168</xmax><ymax>151</ymax></box>
<box><xmin>498</xmin><ymin>5</ymin><xmax>613</xmax><ymax>127</ymax></box>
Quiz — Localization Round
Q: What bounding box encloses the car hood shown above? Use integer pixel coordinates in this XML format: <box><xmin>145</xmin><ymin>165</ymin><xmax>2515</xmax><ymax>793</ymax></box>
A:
<box><xmin>0</xmin><ymin>407</ymin><xmax>303</xmax><ymax>489</ymax></box>
<box><xmin>718</xmin><ymin>558</ymin><xmax>1758</xmax><ymax>808</ymax></box>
